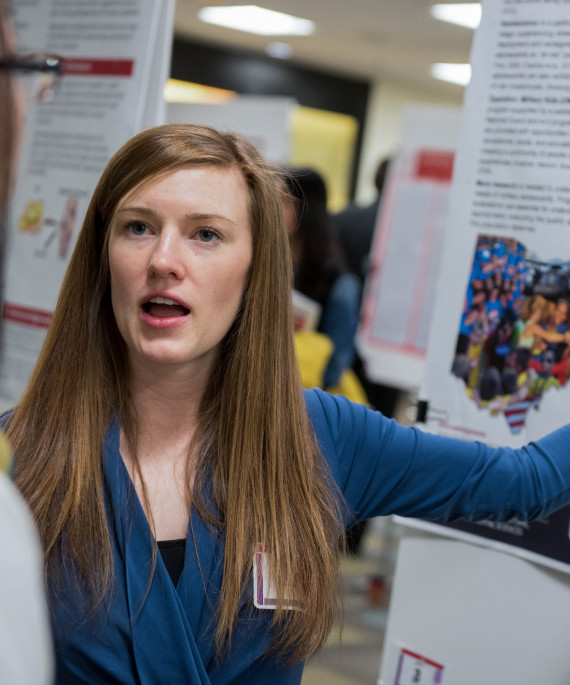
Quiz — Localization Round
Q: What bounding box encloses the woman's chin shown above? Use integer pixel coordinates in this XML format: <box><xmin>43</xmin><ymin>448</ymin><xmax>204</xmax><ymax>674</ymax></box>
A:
<box><xmin>128</xmin><ymin>343</ymin><xmax>218</xmax><ymax>376</ymax></box>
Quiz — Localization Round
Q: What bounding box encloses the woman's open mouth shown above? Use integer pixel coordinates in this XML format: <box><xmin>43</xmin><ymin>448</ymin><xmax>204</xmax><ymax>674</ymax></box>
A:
<box><xmin>142</xmin><ymin>296</ymin><xmax>190</xmax><ymax>319</ymax></box>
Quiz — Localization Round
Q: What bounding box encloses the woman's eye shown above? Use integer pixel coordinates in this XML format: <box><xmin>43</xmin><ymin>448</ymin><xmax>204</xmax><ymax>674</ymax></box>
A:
<box><xmin>197</xmin><ymin>228</ymin><xmax>219</xmax><ymax>243</ymax></box>
<box><xmin>126</xmin><ymin>221</ymin><xmax>148</xmax><ymax>236</ymax></box>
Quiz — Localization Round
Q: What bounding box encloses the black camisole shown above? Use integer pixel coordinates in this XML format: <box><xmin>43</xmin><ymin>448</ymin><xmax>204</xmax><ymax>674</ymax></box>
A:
<box><xmin>157</xmin><ymin>538</ymin><xmax>186</xmax><ymax>586</ymax></box>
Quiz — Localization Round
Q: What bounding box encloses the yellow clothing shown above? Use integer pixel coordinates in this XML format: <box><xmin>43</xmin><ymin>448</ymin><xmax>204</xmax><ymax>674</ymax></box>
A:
<box><xmin>294</xmin><ymin>330</ymin><xmax>368</xmax><ymax>405</ymax></box>
<box><xmin>294</xmin><ymin>330</ymin><xmax>333</xmax><ymax>391</ymax></box>
<box><xmin>0</xmin><ymin>433</ymin><xmax>12</xmax><ymax>475</ymax></box>
<box><xmin>528</xmin><ymin>375</ymin><xmax>560</xmax><ymax>398</ymax></box>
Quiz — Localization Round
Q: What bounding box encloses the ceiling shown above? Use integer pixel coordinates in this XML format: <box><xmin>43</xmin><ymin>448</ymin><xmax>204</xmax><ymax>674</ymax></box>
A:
<box><xmin>173</xmin><ymin>0</ymin><xmax>477</xmax><ymax>99</ymax></box>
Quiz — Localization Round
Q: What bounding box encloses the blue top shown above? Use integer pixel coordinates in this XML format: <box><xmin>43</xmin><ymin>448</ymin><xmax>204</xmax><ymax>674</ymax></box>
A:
<box><xmin>51</xmin><ymin>389</ymin><xmax>570</xmax><ymax>684</ymax></box>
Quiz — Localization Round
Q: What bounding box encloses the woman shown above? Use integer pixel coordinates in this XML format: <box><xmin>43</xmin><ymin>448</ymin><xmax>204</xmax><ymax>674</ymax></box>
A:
<box><xmin>6</xmin><ymin>124</ymin><xmax>570</xmax><ymax>684</ymax></box>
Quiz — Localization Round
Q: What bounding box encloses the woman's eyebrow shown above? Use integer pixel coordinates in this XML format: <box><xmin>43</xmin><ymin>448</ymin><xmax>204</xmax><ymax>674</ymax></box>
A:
<box><xmin>186</xmin><ymin>212</ymin><xmax>237</xmax><ymax>226</ymax></box>
<box><xmin>115</xmin><ymin>206</ymin><xmax>155</xmax><ymax>216</ymax></box>
<box><xmin>115</xmin><ymin>208</ymin><xmax>237</xmax><ymax>226</ymax></box>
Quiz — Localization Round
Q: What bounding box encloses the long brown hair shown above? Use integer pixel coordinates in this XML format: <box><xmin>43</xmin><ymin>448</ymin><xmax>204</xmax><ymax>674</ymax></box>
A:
<box><xmin>8</xmin><ymin>124</ymin><xmax>345</xmax><ymax>661</ymax></box>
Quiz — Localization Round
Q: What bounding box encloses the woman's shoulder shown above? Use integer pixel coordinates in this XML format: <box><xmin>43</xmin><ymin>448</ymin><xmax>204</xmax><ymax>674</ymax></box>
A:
<box><xmin>0</xmin><ymin>408</ymin><xmax>14</xmax><ymax>423</ymax></box>
<box><xmin>305</xmin><ymin>388</ymin><xmax>349</xmax><ymax>440</ymax></box>
<box><xmin>303</xmin><ymin>387</ymin><xmax>386</xmax><ymax>440</ymax></box>
<box><xmin>304</xmin><ymin>387</ymin><xmax>343</xmax><ymax>415</ymax></box>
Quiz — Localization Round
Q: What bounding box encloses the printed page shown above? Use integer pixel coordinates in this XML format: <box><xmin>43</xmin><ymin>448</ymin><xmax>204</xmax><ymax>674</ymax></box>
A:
<box><xmin>422</xmin><ymin>0</ymin><xmax>570</xmax><ymax>446</ymax></box>
<box><xmin>357</xmin><ymin>106</ymin><xmax>461</xmax><ymax>390</ymax></box>
<box><xmin>1</xmin><ymin>0</ymin><xmax>174</xmax><ymax>405</ymax></box>
<box><xmin>416</xmin><ymin>0</ymin><xmax>570</xmax><ymax>571</ymax></box>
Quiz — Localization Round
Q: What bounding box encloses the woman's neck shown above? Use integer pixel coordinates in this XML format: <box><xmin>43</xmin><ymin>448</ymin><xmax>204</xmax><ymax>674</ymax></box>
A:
<box><xmin>119</xmin><ymin>359</ymin><xmax>211</xmax><ymax>539</ymax></box>
<box><xmin>126</xmin><ymin>357</ymin><xmax>211</xmax><ymax>461</ymax></box>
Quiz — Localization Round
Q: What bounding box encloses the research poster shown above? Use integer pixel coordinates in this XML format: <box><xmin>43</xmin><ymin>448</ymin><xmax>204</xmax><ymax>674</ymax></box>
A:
<box><xmin>1</xmin><ymin>0</ymin><xmax>175</xmax><ymax>406</ymax></box>
<box><xmin>415</xmin><ymin>0</ymin><xmax>570</xmax><ymax>572</ymax></box>
<box><xmin>422</xmin><ymin>0</ymin><xmax>570</xmax><ymax>444</ymax></box>
<box><xmin>357</xmin><ymin>106</ymin><xmax>461</xmax><ymax>390</ymax></box>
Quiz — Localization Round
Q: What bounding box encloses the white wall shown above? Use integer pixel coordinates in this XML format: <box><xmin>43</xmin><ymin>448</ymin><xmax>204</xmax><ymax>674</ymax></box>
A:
<box><xmin>355</xmin><ymin>79</ymin><xmax>464</xmax><ymax>205</ymax></box>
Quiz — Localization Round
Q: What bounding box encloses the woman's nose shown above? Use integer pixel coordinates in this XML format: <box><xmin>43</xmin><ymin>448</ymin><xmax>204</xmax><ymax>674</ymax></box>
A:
<box><xmin>147</xmin><ymin>231</ymin><xmax>184</xmax><ymax>279</ymax></box>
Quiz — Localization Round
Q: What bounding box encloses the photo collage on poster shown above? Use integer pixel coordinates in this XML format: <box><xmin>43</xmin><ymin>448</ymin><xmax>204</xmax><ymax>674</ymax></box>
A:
<box><xmin>451</xmin><ymin>235</ymin><xmax>570</xmax><ymax>433</ymax></box>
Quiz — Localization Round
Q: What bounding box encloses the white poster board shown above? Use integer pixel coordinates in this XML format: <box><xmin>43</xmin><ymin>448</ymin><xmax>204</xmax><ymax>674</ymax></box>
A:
<box><xmin>421</xmin><ymin>0</ymin><xmax>570</xmax><ymax>446</ymax></box>
<box><xmin>410</xmin><ymin>0</ymin><xmax>570</xmax><ymax>568</ymax></box>
<box><xmin>166</xmin><ymin>97</ymin><xmax>295</xmax><ymax>165</ymax></box>
<box><xmin>381</xmin><ymin>2</ymin><xmax>570</xmax><ymax>682</ymax></box>
<box><xmin>1</xmin><ymin>0</ymin><xmax>175</xmax><ymax>407</ymax></box>
<box><xmin>357</xmin><ymin>106</ymin><xmax>461</xmax><ymax>391</ymax></box>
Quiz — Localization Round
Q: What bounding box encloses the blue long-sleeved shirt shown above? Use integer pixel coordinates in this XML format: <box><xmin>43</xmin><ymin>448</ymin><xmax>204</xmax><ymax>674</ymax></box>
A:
<box><xmin>50</xmin><ymin>389</ymin><xmax>570</xmax><ymax>683</ymax></box>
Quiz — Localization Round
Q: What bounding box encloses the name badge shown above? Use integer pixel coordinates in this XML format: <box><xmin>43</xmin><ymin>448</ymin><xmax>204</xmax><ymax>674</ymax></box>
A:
<box><xmin>253</xmin><ymin>544</ymin><xmax>296</xmax><ymax>610</ymax></box>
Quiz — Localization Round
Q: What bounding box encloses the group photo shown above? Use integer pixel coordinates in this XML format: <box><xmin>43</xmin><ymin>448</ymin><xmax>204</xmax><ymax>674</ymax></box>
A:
<box><xmin>452</xmin><ymin>234</ymin><xmax>570</xmax><ymax>433</ymax></box>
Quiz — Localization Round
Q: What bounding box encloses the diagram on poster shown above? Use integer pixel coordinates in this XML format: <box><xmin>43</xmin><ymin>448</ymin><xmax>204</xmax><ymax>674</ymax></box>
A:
<box><xmin>450</xmin><ymin>234</ymin><xmax>570</xmax><ymax>433</ymax></box>
<box><xmin>19</xmin><ymin>195</ymin><xmax>79</xmax><ymax>260</ymax></box>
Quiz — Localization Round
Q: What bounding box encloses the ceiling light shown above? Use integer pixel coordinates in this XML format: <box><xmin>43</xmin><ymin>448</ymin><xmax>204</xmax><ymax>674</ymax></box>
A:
<box><xmin>198</xmin><ymin>5</ymin><xmax>315</xmax><ymax>36</ymax></box>
<box><xmin>431</xmin><ymin>3</ymin><xmax>481</xmax><ymax>29</ymax></box>
<box><xmin>431</xmin><ymin>63</ymin><xmax>472</xmax><ymax>86</ymax></box>
<box><xmin>265</xmin><ymin>42</ymin><xmax>294</xmax><ymax>59</ymax></box>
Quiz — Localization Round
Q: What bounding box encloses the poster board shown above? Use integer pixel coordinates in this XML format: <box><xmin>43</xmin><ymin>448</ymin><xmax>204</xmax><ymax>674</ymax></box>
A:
<box><xmin>166</xmin><ymin>97</ymin><xmax>295</xmax><ymax>165</ymax></box>
<box><xmin>1</xmin><ymin>0</ymin><xmax>175</xmax><ymax>407</ymax></box>
<box><xmin>357</xmin><ymin>106</ymin><xmax>461</xmax><ymax>390</ymax></box>
<box><xmin>381</xmin><ymin>2</ymin><xmax>570</xmax><ymax>682</ymax></box>
<box><xmin>411</xmin><ymin>0</ymin><xmax>570</xmax><ymax>564</ymax></box>
<box><xmin>421</xmin><ymin>0</ymin><xmax>570</xmax><ymax>445</ymax></box>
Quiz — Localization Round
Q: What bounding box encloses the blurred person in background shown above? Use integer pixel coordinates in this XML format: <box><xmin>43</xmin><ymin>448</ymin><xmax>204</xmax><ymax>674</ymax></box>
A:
<box><xmin>282</xmin><ymin>168</ymin><xmax>364</xmax><ymax>396</ymax></box>
<box><xmin>0</xmin><ymin>0</ymin><xmax>56</xmax><ymax>682</ymax></box>
<box><xmin>334</xmin><ymin>157</ymin><xmax>401</xmax><ymax>434</ymax></box>
<box><xmin>334</xmin><ymin>157</ymin><xmax>390</xmax><ymax>285</ymax></box>
<box><xmin>283</xmin><ymin>167</ymin><xmax>369</xmax><ymax>554</ymax></box>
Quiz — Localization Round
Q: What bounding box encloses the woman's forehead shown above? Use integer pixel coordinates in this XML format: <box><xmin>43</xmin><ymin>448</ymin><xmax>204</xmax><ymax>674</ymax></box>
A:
<box><xmin>113</xmin><ymin>163</ymin><xmax>250</xmax><ymax>213</ymax></box>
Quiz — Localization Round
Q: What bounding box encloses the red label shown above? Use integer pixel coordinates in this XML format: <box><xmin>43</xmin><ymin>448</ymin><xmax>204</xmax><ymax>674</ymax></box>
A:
<box><xmin>3</xmin><ymin>303</ymin><xmax>52</xmax><ymax>329</ymax></box>
<box><xmin>62</xmin><ymin>58</ymin><xmax>134</xmax><ymax>77</ymax></box>
<box><xmin>415</xmin><ymin>150</ymin><xmax>455</xmax><ymax>182</ymax></box>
